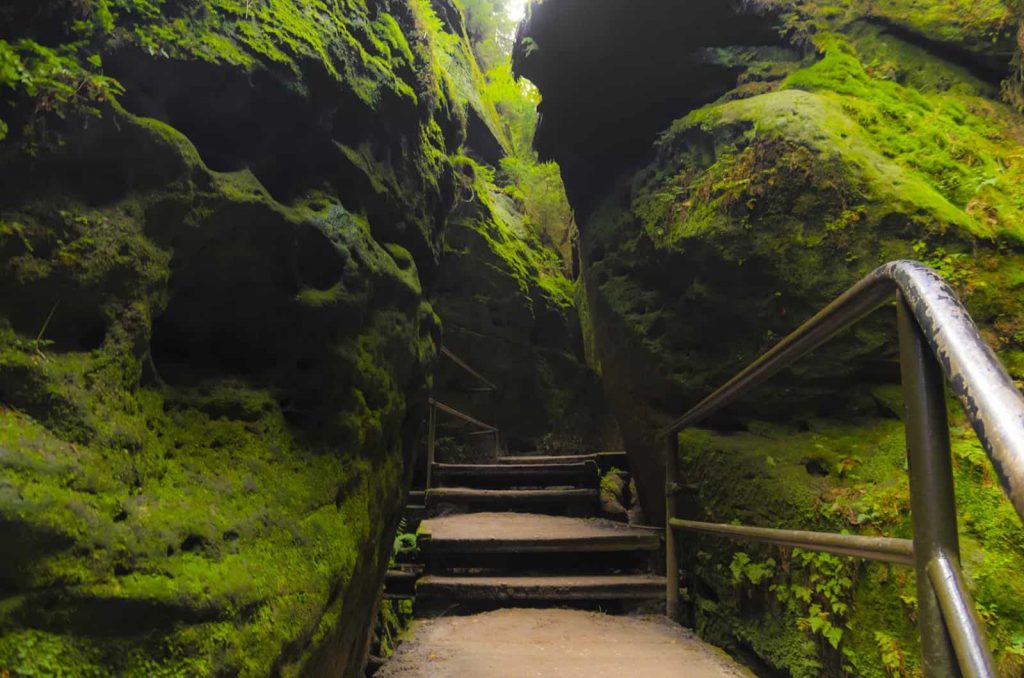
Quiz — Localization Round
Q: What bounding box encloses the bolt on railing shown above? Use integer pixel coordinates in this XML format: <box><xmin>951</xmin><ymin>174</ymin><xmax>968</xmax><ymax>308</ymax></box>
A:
<box><xmin>662</xmin><ymin>261</ymin><xmax>1024</xmax><ymax>678</ymax></box>
<box><xmin>424</xmin><ymin>347</ymin><xmax>500</xmax><ymax>490</ymax></box>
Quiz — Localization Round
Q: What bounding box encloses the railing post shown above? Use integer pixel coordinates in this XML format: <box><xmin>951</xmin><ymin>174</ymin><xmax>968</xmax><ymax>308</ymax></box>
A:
<box><xmin>425</xmin><ymin>400</ymin><xmax>437</xmax><ymax>491</ymax></box>
<box><xmin>665</xmin><ymin>433</ymin><xmax>681</xmax><ymax>621</ymax></box>
<box><xmin>897</xmin><ymin>296</ymin><xmax>962</xmax><ymax>677</ymax></box>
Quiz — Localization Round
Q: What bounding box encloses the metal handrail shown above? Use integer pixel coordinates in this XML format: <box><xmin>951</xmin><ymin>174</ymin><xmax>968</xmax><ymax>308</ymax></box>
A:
<box><xmin>425</xmin><ymin>349</ymin><xmax>500</xmax><ymax>489</ymax></box>
<box><xmin>428</xmin><ymin>398</ymin><xmax>497</xmax><ymax>432</ymax></box>
<box><xmin>663</xmin><ymin>261</ymin><xmax>1024</xmax><ymax>678</ymax></box>
<box><xmin>441</xmin><ymin>347</ymin><xmax>498</xmax><ymax>392</ymax></box>
<box><xmin>668</xmin><ymin>519</ymin><xmax>915</xmax><ymax>566</ymax></box>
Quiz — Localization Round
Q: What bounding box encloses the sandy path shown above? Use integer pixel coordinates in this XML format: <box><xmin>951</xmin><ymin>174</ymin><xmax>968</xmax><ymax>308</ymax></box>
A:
<box><xmin>377</xmin><ymin>608</ymin><xmax>751</xmax><ymax>677</ymax></box>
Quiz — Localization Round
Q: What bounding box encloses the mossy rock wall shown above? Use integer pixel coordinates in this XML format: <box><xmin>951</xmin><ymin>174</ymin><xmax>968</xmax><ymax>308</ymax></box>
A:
<box><xmin>411</xmin><ymin>1</ymin><xmax>607</xmax><ymax>454</ymax></box>
<box><xmin>675</xmin><ymin>412</ymin><xmax>1024</xmax><ymax>676</ymax></box>
<box><xmin>1008</xmin><ymin>4</ymin><xmax>1024</xmax><ymax>111</ymax></box>
<box><xmin>0</xmin><ymin>1</ymin><xmax>468</xmax><ymax>675</ymax></box>
<box><xmin>433</xmin><ymin>160</ymin><xmax>608</xmax><ymax>453</ymax></box>
<box><xmin>519</xmin><ymin>0</ymin><xmax>1024</xmax><ymax>673</ymax></box>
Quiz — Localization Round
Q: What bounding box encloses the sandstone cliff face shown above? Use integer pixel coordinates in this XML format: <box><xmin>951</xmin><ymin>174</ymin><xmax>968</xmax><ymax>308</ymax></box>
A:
<box><xmin>423</xmin><ymin>10</ymin><xmax>606</xmax><ymax>453</ymax></box>
<box><xmin>434</xmin><ymin>160</ymin><xmax>606</xmax><ymax>452</ymax></box>
<box><xmin>0</xmin><ymin>0</ymin><xmax>598</xmax><ymax>672</ymax></box>
<box><xmin>0</xmin><ymin>1</ymin><xmax>475</xmax><ymax>675</ymax></box>
<box><xmin>518</xmin><ymin>1</ymin><xmax>1024</xmax><ymax>674</ymax></box>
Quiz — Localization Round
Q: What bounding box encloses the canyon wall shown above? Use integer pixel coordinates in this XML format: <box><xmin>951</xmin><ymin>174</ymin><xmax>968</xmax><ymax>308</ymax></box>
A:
<box><xmin>0</xmin><ymin>0</ymin><xmax>594</xmax><ymax>674</ymax></box>
<box><xmin>518</xmin><ymin>1</ymin><xmax>1024</xmax><ymax>674</ymax></box>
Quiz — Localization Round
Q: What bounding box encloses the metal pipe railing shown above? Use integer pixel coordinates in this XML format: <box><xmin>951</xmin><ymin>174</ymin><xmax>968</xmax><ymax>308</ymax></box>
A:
<box><xmin>663</xmin><ymin>261</ymin><xmax>1022</xmax><ymax>678</ymax></box>
<box><xmin>424</xmin><ymin>349</ymin><xmax>500</xmax><ymax>489</ymax></box>
<box><xmin>428</xmin><ymin>398</ymin><xmax>498</xmax><ymax>432</ymax></box>
<box><xmin>668</xmin><ymin>519</ymin><xmax>915</xmax><ymax>566</ymax></box>
<box><xmin>928</xmin><ymin>551</ymin><xmax>994</xmax><ymax>678</ymax></box>
<box><xmin>441</xmin><ymin>346</ymin><xmax>498</xmax><ymax>392</ymax></box>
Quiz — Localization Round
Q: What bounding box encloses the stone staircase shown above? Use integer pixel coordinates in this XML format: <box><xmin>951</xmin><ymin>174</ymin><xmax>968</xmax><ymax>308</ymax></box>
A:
<box><xmin>395</xmin><ymin>451</ymin><xmax>665</xmax><ymax>616</ymax></box>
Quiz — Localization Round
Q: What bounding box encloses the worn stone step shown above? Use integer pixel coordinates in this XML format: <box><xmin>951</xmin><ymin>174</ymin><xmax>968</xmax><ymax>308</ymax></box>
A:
<box><xmin>498</xmin><ymin>454</ymin><xmax>594</xmax><ymax>464</ymax></box>
<box><xmin>432</xmin><ymin>461</ymin><xmax>597</xmax><ymax>488</ymax></box>
<box><xmin>385</xmin><ymin>565</ymin><xmax>424</xmax><ymax>595</ymax></box>
<box><xmin>402</xmin><ymin>504</ymin><xmax>427</xmax><ymax>532</ymax></box>
<box><xmin>416</xmin><ymin>574</ymin><xmax>665</xmax><ymax>602</ymax></box>
<box><xmin>498</xmin><ymin>451</ymin><xmax>629</xmax><ymax>472</ymax></box>
<box><xmin>377</xmin><ymin>608</ymin><xmax>750</xmax><ymax>677</ymax></box>
<box><xmin>418</xmin><ymin>512</ymin><xmax>660</xmax><ymax>554</ymax></box>
<box><xmin>425</xmin><ymin>487</ymin><xmax>598</xmax><ymax>516</ymax></box>
<box><xmin>386</xmin><ymin>564</ymin><xmax>425</xmax><ymax>579</ymax></box>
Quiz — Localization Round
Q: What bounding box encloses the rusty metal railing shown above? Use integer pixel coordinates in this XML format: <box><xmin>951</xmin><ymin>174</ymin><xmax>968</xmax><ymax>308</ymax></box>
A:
<box><xmin>425</xmin><ymin>348</ymin><xmax>499</xmax><ymax>489</ymax></box>
<box><xmin>663</xmin><ymin>261</ymin><xmax>1024</xmax><ymax>678</ymax></box>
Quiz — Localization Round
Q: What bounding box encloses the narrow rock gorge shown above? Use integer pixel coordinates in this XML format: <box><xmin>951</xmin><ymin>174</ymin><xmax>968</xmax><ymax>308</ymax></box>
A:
<box><xmin>2</xmin><ymin>0</ymin><xmax>1024</xmax><ymax>676</ymax></box>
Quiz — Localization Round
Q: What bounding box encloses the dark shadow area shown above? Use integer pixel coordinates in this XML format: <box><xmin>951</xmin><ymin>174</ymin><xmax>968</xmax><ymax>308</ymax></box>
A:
<box><xmin>514</xmin><ymin>0</ymin><xmax>788</xmax><ymax>217</ymax></box>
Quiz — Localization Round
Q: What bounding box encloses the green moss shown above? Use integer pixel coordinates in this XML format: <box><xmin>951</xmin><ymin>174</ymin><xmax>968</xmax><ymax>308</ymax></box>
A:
<box><xmin>586</xmin><ymin>21</ymin><xmax>1024</xmax><ymax>419</ymax></box>
<box><xmin>0</xmin><ymin>38</ymin><xmax>123</xmax><ymax>151</ymax></box>
<box><xmin>410</xmin><ymin>0</ymin><xmax>507</xmax><ymax>152</ymax></box>
<box><xmin>0</xmin><ymin>187</ymin><xmax>430</xmax><ymax>666</ymax></box>
<box><xmin>0</xmin><ymin>326</ymin><xmax>420</xmax><ymax>676</ymax></box>
<box><xmin>789</xmin><ymin>34</ymin><xmax>1024</xmax><ymax>239</ymax></box>
<box><xmin>599</xmin><ymin>466</ymin><xmax>623</xmax><ymax>496</ymax></box>
<box><xmin>0</xmin><ymin>8</ymin><xmax>452</xmax><ymax>667</ymax></box>
<box><xmin>108</xmin><ymin>0</ymin><xmax>409</xmax><ymax>102</ymax></box>
<box><xmin>677</xmin><ymin>413</ymin><xmax>1024</xmax><ymax>676</ymax></box>
<box><xmin>755</xmin><ymin>0</ymin><xmax>1017</xmax><ymax>61</ymax></box>
<box><xmin>645</xmin><ymin>31</ymin><xmax>1024</xmax><ymax>246</ymax></box>
<box><xmin>451</xmin><ymin>157</ymin><xmax>574</xmax><ymax>309</ymax></box>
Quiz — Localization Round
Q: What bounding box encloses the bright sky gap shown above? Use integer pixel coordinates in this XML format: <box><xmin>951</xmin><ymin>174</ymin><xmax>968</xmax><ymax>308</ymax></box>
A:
<box><xmin>507</xmin><ymin>0</ymin><xmax>528</xmax><ymax>22</ymax></box>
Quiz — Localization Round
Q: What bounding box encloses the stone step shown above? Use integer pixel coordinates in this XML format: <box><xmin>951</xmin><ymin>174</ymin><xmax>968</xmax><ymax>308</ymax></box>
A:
<box><xmin>497</xmin><ymin>454</ymin><xmax>595</xmax><ymax>464</ymax></box>
<box><xmin>498</xmin><ymin>451</ymin><xmax>629</xmax><ymax>472</ymax></box>
<box><xmin>432</xmin><ymin>461</ymin><xmax>597</xmax><ymax>489</ymax></box>
<box><xmin>425</xmin><ymin>487</ymin><xmax>598</xmax><ymax>516</ymax></box>
<box><xmin>416</xmin><ymin>574</ymin><xmax>665</xmax><ymax>603</ymax></box>
<box><xmin>385</xmin><ymin>565</ymin><xmax>424</xmax><ymax>595</ymax></box>
<box><xmin>402</xmin><ymin>504</ymin><xmax>428</xmax><ymax>532</ymax></box>
<box><xmin>378</xmin><ymin>608</ymin><xmax>750</xmax><ymax>677</ymax></box>
<box><xmin>418</xmin><ymin>512</ymin><xmax>660</xmax><ymax>554</ymax></box>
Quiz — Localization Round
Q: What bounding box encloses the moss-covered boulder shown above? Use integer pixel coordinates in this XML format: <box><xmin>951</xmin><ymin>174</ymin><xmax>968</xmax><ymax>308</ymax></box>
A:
<box><xmin>0</xmin><ymin>0</ymin><xmax>469</xmax><ymax>674</ymax></box>
<box><xmin>593</xmin><ymin>24</ymin><xmax>1024</xmax><ymax>409</ymax></box>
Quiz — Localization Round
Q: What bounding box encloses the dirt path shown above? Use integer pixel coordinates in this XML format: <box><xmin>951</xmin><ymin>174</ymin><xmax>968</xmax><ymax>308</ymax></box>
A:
<box><xmin>419</xmin><ymin>512</ymin><xmax>659</xmax><ymax>542</ymax></box>
<box><xmin>376</xmin><ymin>608</ymin><xmax>752</xmax><ymax>677</ymax></box>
